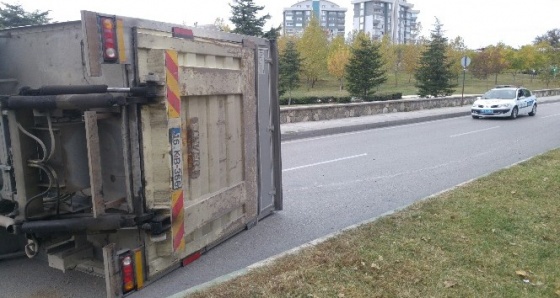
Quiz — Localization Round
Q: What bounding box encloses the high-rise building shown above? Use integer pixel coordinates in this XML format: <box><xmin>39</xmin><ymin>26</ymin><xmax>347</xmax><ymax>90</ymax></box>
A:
<box><xmin>351</xmin><ymin>0</ymin><xmax>419</xmax><ymax>44</ymax></box>
<box><xmin>283</xmin><ymin>0</ymin><xmax>347</xmax><ymax>38</ymax></box>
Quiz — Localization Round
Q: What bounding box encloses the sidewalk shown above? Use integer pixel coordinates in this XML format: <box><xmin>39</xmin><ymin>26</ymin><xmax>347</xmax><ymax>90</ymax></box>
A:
<box><xmin>280</xmin><ymin>95</ymin><xmax>560</xmax><ymax>141</ymax></box>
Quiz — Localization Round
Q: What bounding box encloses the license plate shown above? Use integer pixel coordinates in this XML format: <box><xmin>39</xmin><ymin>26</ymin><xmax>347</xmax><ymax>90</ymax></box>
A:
<box><xmin>482</xmin><ymin>109</ymin><xmax>493</xmax><ymax>114</ymax></box>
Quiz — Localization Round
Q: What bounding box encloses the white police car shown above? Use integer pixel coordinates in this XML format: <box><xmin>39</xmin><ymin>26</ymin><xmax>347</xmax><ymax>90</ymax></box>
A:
<box><xmin>471</xmin><ymin>86</ymin><xmax>537</xmax><ymax>119</ymax></box>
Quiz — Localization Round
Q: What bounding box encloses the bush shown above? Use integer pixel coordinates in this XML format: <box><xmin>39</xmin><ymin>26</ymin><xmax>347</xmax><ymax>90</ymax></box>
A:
<box><xmin>334</xmin><ymin>96</ymin><xmax>352</xmax><ymax>103</ymax></box>
<box><xmin>362</xmin><ymin>92</ymin><xmax>402</xmax><ymax>102</ymax></box>
<box><xmin>279</xmin><ymin>93</ymin><xmax>401</xmax><ymax>105</ymax></box>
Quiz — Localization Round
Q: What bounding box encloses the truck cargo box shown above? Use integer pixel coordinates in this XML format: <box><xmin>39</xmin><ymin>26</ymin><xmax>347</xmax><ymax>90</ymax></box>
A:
<box><xmin>0</xmin><ymin>11</ymin><xmax>282</xmax><ymax>297</ymax></box>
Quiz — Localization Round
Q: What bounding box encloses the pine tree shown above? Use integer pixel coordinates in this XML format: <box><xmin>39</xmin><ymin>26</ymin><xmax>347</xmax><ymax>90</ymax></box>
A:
<box><xmin>414</xmin><ymin>20</ymin><xmax>457</xmax><ymax>97</ymax></box>
<box><xmin>263</xmin><ymin>25</ymin><xmax>282</xmax><ymax>40</ymax></box>
<box><xmin>279</xmin><ymin>41</ymin><xmax>303</xmax><ymax>104</ymax></box>
<box><xmin>229</xmin><ymin>0</ymin><xmax>270</xmax><ymax>37</ymax></box>
<box><xmin>0</xmin><ymin>3</ymin><xmax>50</xmax><ymax>29</ymax></box>
<box><xmin>345</xmin><ymin>32</ymin><xmax>387</xmax><ymax>99</ymax></box>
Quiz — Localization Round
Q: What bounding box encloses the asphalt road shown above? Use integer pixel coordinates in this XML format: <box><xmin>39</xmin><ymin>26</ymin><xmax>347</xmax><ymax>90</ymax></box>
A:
<box><xmin>2</xmin><ymin>101</ymin><xmax>560</xmax><ymax>298</ymax></box>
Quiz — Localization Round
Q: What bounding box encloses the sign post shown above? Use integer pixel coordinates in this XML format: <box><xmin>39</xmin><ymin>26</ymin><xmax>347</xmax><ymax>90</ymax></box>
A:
<box><xmin>460</xmin><ymin>56</ymin><xmax>471</xmax><ymax>106</ymax></box>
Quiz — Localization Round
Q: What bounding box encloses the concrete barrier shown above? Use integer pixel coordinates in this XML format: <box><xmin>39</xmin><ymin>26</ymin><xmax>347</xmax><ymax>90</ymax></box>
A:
<box><xmin>279</xmin><ymin>89</ymin><xmax>560</xmax><ymax>124</ymax></box>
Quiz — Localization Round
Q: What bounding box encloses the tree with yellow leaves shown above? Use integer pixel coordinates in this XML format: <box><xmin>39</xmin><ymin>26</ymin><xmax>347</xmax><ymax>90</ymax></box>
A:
<box><xmin>327</xmin><ymin>35</ymin><xmax>350</xmax><ymax>91</ymax></box>
<box><xmin>297</xmin><ymin>17</ymin><xmax>328</xmax><ymax>89</ymax></box>
<box><xmin>402</xmin><ymin>42</ymin><xmax>423</xmax><ymax>83</ymax></box>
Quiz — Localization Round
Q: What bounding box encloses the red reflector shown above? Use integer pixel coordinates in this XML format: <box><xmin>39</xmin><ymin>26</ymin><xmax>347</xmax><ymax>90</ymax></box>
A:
<box><xmin>121</xmin><ymin>255</ymin><xmax>135</xmax><ymax>293</ymax></box>
<box><xmin>181</xmin><ymin>251</ymin><xmax>201</xmax><ymax>267</ymax></box>
<box><xmin>172</xmin><ymin>27</ymin><xmax>194</xmax><ymax>40</ymax></box>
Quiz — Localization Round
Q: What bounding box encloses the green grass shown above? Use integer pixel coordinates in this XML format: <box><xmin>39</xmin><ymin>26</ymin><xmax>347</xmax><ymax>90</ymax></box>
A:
<box><xmin>286</xmin><ymin>73</ymin><xmax>560</xmax><ymax>99</ymax></box>
<box><xmin>187</xmin><ymin>149</ymin><xmax>560</xmax><ymax>297</ymax></box>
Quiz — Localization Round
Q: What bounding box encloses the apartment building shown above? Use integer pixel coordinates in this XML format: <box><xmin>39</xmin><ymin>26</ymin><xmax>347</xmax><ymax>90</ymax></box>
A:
<box><xmin>351</xmin><ymin>0</ymin><xmax>419</xmax><ymax>44</ymax></box>
<box><xmin>283</xmin><ymin>0</ymin><xmax>347</xmax><ymax>38</ymax></box>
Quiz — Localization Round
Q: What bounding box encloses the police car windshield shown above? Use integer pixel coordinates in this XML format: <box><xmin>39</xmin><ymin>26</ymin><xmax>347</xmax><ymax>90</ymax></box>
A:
<box><xmin>482</xmin><ymin>89</ymin><xmax>516</xmax><ymax>99</ymax></box>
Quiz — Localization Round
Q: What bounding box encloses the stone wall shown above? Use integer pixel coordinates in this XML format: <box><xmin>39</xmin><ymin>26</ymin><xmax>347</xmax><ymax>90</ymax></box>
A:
<box><xmin>279</xmin><ymin>89</ymin><xmax>560</xmax><ymax>124</ymax></box>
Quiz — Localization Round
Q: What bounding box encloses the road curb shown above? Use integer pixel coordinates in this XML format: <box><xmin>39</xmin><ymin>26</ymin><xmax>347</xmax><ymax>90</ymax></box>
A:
<box><xmin>281</xmin><ymin>111</ymin><xmax>468</xmax><ymax>141</ymax></box>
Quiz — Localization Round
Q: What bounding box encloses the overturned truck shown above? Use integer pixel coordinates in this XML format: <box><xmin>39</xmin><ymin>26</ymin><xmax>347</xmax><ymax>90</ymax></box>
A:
<box><xmin>0</xmin><ymin>11</ymin><xmax>282</xmax><ymax>297</ymax></box>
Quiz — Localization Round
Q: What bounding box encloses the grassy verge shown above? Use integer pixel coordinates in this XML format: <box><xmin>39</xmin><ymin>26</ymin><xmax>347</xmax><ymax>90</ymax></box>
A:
<box><xmin>188</xmin><ymin>149</ymin><xmax>560</xmax><ymax>297</ymax></box>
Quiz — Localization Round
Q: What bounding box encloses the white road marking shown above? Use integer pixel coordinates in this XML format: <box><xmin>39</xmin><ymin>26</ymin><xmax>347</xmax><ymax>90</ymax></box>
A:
<box><xmin>284</xmin><ymin>149</ymin><xmax>499</xmax><ymax>193</ymax></box>
<box><xmin>283</xmin><ymin>153</ymin><xmax>368</xmax><ymax>172</ymax></box>
<box><xmin>540</xmin><ymin>113</ymin><xmax>560</xmax><ymax>119</ymax></box>
<box><xmin>450</xmin><ymin>126</ymin><xmax>500</xmax><ymax>138</ymax></box>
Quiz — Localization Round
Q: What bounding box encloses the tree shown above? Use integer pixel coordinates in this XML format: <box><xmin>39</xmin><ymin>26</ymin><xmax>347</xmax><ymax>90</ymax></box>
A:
<box><xmin>297</xmin><ymin>17</ymin><xmax>328</xmax><ymax>89</ymax></box>
<box><xmin>263</xmin><ymin>25</ymin><xmax>282</xmax><ymax>40</ymax></box>
<box><xmin>535</xmin><ymin>42</ymin><xmax>560</xmax><ymax>87</ymax></box>
<box><xmin>379</xmin><ymin>35</ymin><xmax>405</xmax><ymax>86</ymax></box>
<box><xmin>345</xmin><ymin>32</ymin><xmax>387</xmax><ymax>99</ymax></box>
<box><xmin>277</xmin><ymin>35</ymin><xmax>299</xmax><ymax>55</ymax></box>
<box><xmin>402</xmin><ymin>43</ymin><xmax>423</xmax><ymax>83</ymax></box>
<box><xmin>487</xmin><ymin>43</ymin><xmax>509</xmax><ymax>84</ymax></box>
<box><xmin>471</xmin><ymin>50</ymin><xmax>492</xmax><ymax>80</ymax></box>
<box><xmin>327</xmin><ymin>35</ymin><xmax>350</xmax><ymax>91</ymax></box>
<box><xmin>229</xmin><ymin>0</ymin><xmax>270</xmax><ymax>37</ymax></box>
<box><xmin>0</xmin><ymin>2</ymin><xmax>50</xmax><ymax>29</ymax></box>
<box><xmin>447</xmin><ymin>36</ymin><xmax>466</xmax><ymax>84</ymax></box>
<box><xmin>534</xmin><ymin>28</ymin><xmax>560</xmax><ymax>48</ymax></box>
<box><xmin>414</xmin><ymin>20</ymin><xmax>457</xmax><ymax>97</ymax></box>
<box><xmin>278</xmin><ymin>41</ymin><xmax>303</xmax><ymax>104</ymax></box>
<box><xmin>503</xmin><ymin>45</ymin><xmax>535</xmax><ymax>83</ymax></box>
<box><xmin>213</xmin><ymin>18</ymin><xmax>231</xmax><ymax>32</ymax></box>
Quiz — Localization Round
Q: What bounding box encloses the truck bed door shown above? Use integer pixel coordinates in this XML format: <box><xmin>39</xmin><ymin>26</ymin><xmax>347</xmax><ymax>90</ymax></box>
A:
<box><xmin>134</xmin><ymin>28</ymin><xmax>260</xmax><ymax>275</ymax></box>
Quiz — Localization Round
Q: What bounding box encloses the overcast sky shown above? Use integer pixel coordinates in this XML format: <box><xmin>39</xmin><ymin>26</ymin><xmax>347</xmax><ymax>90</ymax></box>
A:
<box><xmin>7</xmin><ymin>0</ymin><xmax>559</xmax><ymax>48</ymax></box>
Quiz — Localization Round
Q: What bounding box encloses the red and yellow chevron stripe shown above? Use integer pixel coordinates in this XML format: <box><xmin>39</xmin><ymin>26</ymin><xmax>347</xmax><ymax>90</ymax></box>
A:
<box><xmin>165</xmin><ymin>50</ymin><xmax>180</xmax><ymax>119</ymax></box>
<box><xmin>171</xmin><ymin>189</ymin><xmax>185</xmax><ymax>252</ymax></box>
<box><xmin>166</xmin><ymin>49</ymin><xmax>185</xmax><ymax>252</ymax></box>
